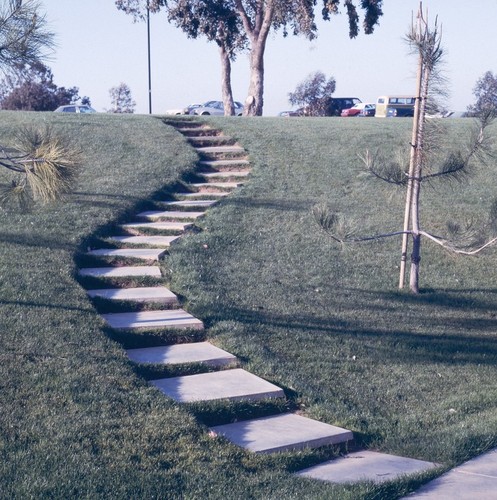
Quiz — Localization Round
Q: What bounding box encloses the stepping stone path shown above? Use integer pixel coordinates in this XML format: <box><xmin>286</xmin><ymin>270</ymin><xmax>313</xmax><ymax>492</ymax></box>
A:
<box><xmin>76</xmin><ymin>118</ymin><xmax>440</xmax><ymax>489</ymax></box>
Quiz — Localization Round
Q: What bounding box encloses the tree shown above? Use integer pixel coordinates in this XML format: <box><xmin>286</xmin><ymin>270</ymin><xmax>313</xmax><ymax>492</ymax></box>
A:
<box><xmin>115</xmin><ymin>0</ymin><xmax>247</xmax><ymax>116</ymax></box>
<box><xmin>314</xmin><ymin>6</ymin><xmax>496</xmax><ymax>294</ymax></box>
<box><xmin>0</xmin><ymin>62</ymin><xmax>87</xmax><ymax>111</ymax></box>
<box><xmin>115</xmin><ymin>0</ymin><xmax>383</xmax><ymax>116</ymax></box>
<box><xmin>233</xmin><ymin>0</ymin><xmax>382</xmax><ymax>116</ymax></box>
<box><xmin>0</xmin><ymin>0</ymin><xmax>54</xmax><ymax>75</ymax></box>
<box><xmin>288</xmin><ymin>71</ymin><xmax>336</xmax><ymax>116</ymax></box>
<box><xmin>0</xmin><ymin>1</ymin><xmax>81</xmax><ymax>208</ymax></box>
<box><xmin>107</xmin><ymin>82</ymin><xmax>136</xmax><ymax>113</ymax></box>
<box><xmin>165</xmin><ymin>1</ymin><xmax>247</xmax><ymax>116</ymax></box>
<box><xmin>467</xmin><ymin>71</ymin><xmax>497</xmax><ymax>117</ymax></box>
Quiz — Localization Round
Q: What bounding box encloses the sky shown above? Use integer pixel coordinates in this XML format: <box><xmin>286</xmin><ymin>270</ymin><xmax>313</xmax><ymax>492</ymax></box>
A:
<box><xmin>39</xmin><ymin>1</ymin><xmax>497</xmax><ymax>116</ymax></box>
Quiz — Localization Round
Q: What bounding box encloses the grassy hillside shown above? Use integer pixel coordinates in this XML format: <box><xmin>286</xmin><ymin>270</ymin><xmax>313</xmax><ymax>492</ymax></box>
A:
<box><xmin>1</xmin><ymin>112</ymin><xmax>497</xmax><ymax>499</ymax></box>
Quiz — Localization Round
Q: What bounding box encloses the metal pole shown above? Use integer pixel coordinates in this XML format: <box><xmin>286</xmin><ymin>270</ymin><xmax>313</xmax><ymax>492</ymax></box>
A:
<box><xmin>147</xmin><ymin>0</ymin><xmax>152</xmax><ymax>114</ymax></box>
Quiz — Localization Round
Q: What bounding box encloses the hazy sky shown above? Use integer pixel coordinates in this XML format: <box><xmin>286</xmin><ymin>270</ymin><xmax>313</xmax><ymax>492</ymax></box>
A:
<box><xmin>40</xmin><ymin>1</ymin><xmax>497</xmax><ymax>116</ymax></box>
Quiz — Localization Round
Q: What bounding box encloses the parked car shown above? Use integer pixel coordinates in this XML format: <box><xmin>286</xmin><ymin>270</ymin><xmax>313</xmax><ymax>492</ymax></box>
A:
<box><xmin>326</xmin><ymin>97</ymin><xmax>361</xmax><ymax>116</ymax></box>
<box><xmin>183</xmin><ymin>103</ymin><xmax>202</xmax><ymax>115</ymax></box>
<box><xmin>54</xmin><ymin>104</ymin><xmax>96</xmax><ymax>113</ymax></box>
<box><xmin>358</xmin><ymin>104</ymin><xmax>376</xmax><ymax>117</ymax></box>
<box><xmin>279</xmin><ymin>109</ymin><xmax>304</xmax><ymax>117</ymax></box>
<box><xmin>192</xmin><ymin>100</ymin><xmax>244</xmax><ymax>116</ymax></box>
<box><xmin>341</xmin><ymin>102</ymin><xmax>374</xmax><ymax>117</ymax></box>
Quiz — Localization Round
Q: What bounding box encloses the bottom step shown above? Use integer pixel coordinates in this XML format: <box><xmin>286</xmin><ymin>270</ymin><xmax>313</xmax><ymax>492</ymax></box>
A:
<box><xmin>297</xmin><ymin>450</ymin><xmax>439</xmax><ymax>484</ymax></box>
<box><xmin>210</xmin><ymin>413</ymin><xmax>353</xmax><ymax>454</ymax></box>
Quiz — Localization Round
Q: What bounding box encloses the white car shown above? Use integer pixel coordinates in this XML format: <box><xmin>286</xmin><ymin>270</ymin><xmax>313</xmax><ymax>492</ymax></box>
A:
<box><xmin>192</xmin><ymin>100</ymin><xmax>244</xmax><ymax>116</ymax></box>
<box><xmin>54</xmin><ymin>104</ymin><xmax>96</xmax><ymax>113</ymax></box>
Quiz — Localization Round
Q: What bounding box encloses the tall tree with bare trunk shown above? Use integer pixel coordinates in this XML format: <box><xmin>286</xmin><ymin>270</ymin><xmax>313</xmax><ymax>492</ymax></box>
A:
<box><xmin>116</xmin><ymin>0</ymin><xmax>383</xmax><ymax>116</ymax></box>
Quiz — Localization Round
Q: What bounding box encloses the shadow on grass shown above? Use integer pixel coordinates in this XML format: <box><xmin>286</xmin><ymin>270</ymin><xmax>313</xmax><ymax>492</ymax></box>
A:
<box><xmin>0</xmin><ymin>298</ymin><xmax>92</xmax><ymax>313</ymax></box>
<box><xmin>221</xmin><ymin>196</ymin><xmax>312</xmax><ymax>213</ymax></box>
<box><xmin>202</xmin><ymin>296</ymin><xmax>497</xmax><ymax>367</ymax></box>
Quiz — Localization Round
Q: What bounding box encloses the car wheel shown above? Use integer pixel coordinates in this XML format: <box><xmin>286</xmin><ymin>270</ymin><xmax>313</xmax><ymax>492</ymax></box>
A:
<box><xmin>201</xmin><ymin>112</ymin><xmax>210</xmax><ymax>115</ymax></box>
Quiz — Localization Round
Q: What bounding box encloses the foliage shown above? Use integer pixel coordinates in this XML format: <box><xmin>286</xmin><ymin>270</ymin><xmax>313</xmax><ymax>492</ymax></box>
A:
<box><xmin>288</xmin><ymin>71</ymin><xmax>336</xmax><ymax>116</ymax></box>
<box><xmin>467</xmin><ymin>70</ymin><xmax>497</xmax><ymax>117</ymax></box>
<box><xmin>0</xmin><ymin>0</ymin><xmax>54</xmax><ymax>75</ymax></box>
<box><xmin>107</xmin><ymin>82</ymin><xmax>136</xmax><ymax>113</ymax></box>
<box><xmin>0</xmin><ymin>125</ymin><xmax>82</xmax><ymax>208</ymax></box>
<box><xmin>0</xmin><ymin>62</ymin><xmax>89</xmax><ymax>111</ymax></box>
<box><xmin>115</xmin><ymin>0</ymin><xmax>383</xmax><ymax>115</ymax></box>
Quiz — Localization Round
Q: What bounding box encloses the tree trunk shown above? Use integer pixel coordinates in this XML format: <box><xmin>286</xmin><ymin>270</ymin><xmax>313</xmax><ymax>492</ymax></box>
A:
<box><xmin>244</xmin><ymin>44</ymin><xmax>265</xmax><ymax>116</ymax></box>
<box><xmin>399</xmin><ymin>24</ymin><xmax>424</xmax><ymax>289</ymax></box>
<box><xmin>408</xmin><ymin>62</ymin><xmax>430</xmax><ymax>294</ymax></box>
<box><xmin>219</xmin><ymin>44</ymin><xmax>235</xmax><ymax>116</ymax></box>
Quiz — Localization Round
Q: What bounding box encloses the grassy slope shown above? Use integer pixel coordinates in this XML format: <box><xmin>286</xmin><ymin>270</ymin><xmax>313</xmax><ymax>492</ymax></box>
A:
<box><xmin>1</xmin><ymin>112</ymin><xmax>496</xmax><ymax>499</ymax></box>
<box><xmin>170</xmin><ymin>117</ymin><xmax>497</xmax><ymax>462</ymax></box>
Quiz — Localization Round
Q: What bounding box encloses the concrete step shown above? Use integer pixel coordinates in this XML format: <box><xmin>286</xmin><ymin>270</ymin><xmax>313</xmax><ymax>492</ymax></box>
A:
<box><xmin>86</xmin><ymin>248</ymin><xmax>166</xmax><ymax>260</ymax></box>
<box><xmin>194</xmin><ymin>145</ymin><xmax>245</xmax><ymax>155</ymax></box>
<box><xmin>151</xmin><ymin>368</ymin><xmax>284</xmax><ymax>403</ymax></box>
<box><xmin>199</xmin><ymin>159</ymin><xmax>250</xmax><ymax>169</ymax></box>
<box><xmin>78</xmin><ymin>266</ymin><xmax>161</xmax><ymax>278</ymax></box>
<box><xmin>187</xmin><ymin>136</ymin><xmax>234</xmax><ymax>146</ymax></box>
<box><xmin>211</xmin><ymin>413</ymin><xmax>353</xmax><ymax>454</ymax></box>
<box><xmin>175</xmin><ymin>191</ymin><xmax>230</xmax><ymax>198</ymax></box>
<box><xmin>137</xmin><ymin>210</ymin><xmax>205</xmax><ymax>221</ymax></box>
<box><xmin>178</xmin><ymin>128</ymin><xmax>221</xmax><ymax>137</ymax></box>
<box><xmin>161</xmin><ymin>199</ymin><xmax>218</xmax><ymax>208</ymax></box>
<box><xmin>297</xmin><ymin>450</ymin><xmax>439</xmax><ymax>484</ymax></box>
<box><xmin>121</xmin><ymin>221</ymin><xmax>192</xmax><ymax>231</ymax></box>
<box><xmin>87</xmin><ymin>286</ymin><xmax>178</xmax><ymax>304</ymax></box>
<box><xmin>108</xmin><ymin>235</ymin><xmax>181</xmax><ymax>247</ymax></box>
<box><xmin>190</xmin><ymin>182</ymin><xmax>242</xmax><ymax>190</ymax></box>
<box><xmin>198</xmin><ymin>171</ymin><xmax>250</xmax><ymax>180</ymax></box>
<box><xmin>126</xmin><ymin>341</ymin><xmax>237</xmax><ymax>366</ymax></box>
<box><xmin>102</xmin><ymin>309</ymin><xmax>204</xmax><ymax>330</ymax></box>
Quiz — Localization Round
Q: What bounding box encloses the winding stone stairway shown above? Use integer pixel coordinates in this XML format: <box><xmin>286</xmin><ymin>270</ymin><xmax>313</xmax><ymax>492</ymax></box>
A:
<box><xmin>77</xmin><ymin>118</ymin><xmax>439</xmax><ymax>487</ymax></box>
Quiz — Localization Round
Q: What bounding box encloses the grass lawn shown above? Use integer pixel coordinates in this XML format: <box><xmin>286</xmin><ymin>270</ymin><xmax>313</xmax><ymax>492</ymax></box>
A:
<box><xmin>1</xmin><ymin>112</ymin><xmax>497</xmax><ymax>498</ymax></box>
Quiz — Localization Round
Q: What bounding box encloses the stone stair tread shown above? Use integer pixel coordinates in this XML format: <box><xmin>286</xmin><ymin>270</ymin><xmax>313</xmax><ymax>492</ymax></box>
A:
<box><xmin>78</xmin><ymin>266</ymin><xmax>161</xmax><ymax>278</ymax></box>
<box><xmin>137</xmin><ymin>210</ymin><xmax>205</xmax><ymax>220</ymax></box>
<box><xmin>191</xmin><ymin>182</ymin><xmax>242</xmax><ymax>189</ymax></box>
<box><xmin>151</xmin><ymin>368</ymin><xmax>284</xmax><ymax>403</ymax></box>
<box><xmin>121</xmin><ymin>221</ymin><xmax>192</xmax><ymax>231</ymax></box>
<box><xmin>162</xmin><ymin>200</ymin><xmax>218</xmax><ymax>207</ymax></box>
<box><xmin>126</xmin><ymin>341</ymin><xmax>236</xmax><ymax>366</ymax></box>
<box><xmin>296</xmin><ymin>450</ymin><xmax>439</xmax><ymax>484</ymax></box>
<box><xmin>108</xmin><ymin>235</ymin><xmax>180</xmax><ymax>247</ymax></box>
<box><xmin>194</xmin><ymin>145</ymin><xmax>245</xmax><ymax>153</ymax></box>
<box><xmin>102</xmin><ymin>309</ymin><xmax>203</xmax><ymax>330</ymax></box>
<box><xmin>86</xmin><ymin>248</ymin><xmax>166</xmax><ymax>260</ymax></box>
<box><xmin>199</xmin><ymin>171</ymin><xmax>250</xmax><ymax>179</ymax></box>
<box><xmin>210</xmin><ymin>413</ymin><xmax>353</xmax><ymax>454</ymax></box>
<box><xmin>87</xmin><ymin>286</ymin><xmax>178</xmax><ymax>304</ymax></box>
<box><xmin>199</xmin><ymin>159</ymin><xmax>250</xmax><ymax>168</ymax></box>
<box><xmin>176</xmin><ymin>192</ymin><xmax>230</xmax><ymax>198</ymax></box>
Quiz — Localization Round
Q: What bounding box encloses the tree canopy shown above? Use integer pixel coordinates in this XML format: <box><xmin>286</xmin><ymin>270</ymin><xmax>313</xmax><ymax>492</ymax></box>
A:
<box><xmin>0</xmin><ymin>0</ymin><xmax>54</xmax><ymax>75</ymax></box>
<box><xmin>116</xmin><ymin>0</ymin><xmax>383</xmax><ymax>115</ymax></box>
<box><xmin>0</xmin><ymin>62</ymin><xmax>88</xmax><ymax>111</ymax></box>
<box><xmin>288</xmin><ymin>71</ymin><xmax>336</xmax><ymax>116</ymax></box>
<box><xmin>467</xmin><ymin>71</ymin><xmax>497</xmax><ymax>117</ymax></box>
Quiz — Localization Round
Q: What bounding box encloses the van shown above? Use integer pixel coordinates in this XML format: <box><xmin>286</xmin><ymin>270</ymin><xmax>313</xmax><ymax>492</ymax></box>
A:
<box><xmin>375</xmin><ymin>96</ymin><xmax>415</xmax><ymax>117</ymax></box>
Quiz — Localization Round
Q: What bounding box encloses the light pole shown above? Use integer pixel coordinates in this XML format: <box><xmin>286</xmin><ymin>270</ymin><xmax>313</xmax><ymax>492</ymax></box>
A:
<box><xmin>147</xmin><ymin>0</ymin><xmax>152</xmax><ymax>114</ymax></box>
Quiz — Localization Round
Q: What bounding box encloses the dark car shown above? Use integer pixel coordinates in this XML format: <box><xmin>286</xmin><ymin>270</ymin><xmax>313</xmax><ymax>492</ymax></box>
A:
<box><xmin>326</xmin><ymin>97</ymin><xmax>361</xmax><ymax>116</ymax></box>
